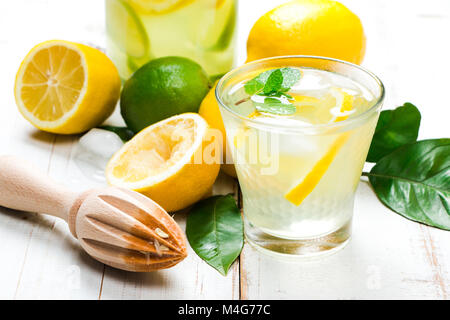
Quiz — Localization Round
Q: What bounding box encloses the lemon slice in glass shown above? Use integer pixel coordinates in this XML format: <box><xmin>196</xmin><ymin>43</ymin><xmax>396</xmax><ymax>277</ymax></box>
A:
<box><xmin>285</xmin><ymin>89</ymin><xmax>355</xmax><ymax>206</ymax></box>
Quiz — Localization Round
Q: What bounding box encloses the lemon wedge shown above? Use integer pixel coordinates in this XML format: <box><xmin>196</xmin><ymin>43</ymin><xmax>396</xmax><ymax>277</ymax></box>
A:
<box><xmin>285</xmin><ymin>89</ymin><xmax>355</xmax><ymax>206</ymax></box>
<box><xmin>106</xmin><ymin>113</ymin><xmax>220</xmax><ymax>212</ymax></box>
<box><xmin>14</xmin><ymin>40</ymin><xmax>120</xmax><ymax>134</ymax></box>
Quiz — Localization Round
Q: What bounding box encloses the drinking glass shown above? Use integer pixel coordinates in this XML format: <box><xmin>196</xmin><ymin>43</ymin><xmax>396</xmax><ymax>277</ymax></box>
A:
<box><xmin>216</xmin><ymin>56</ymin><xmax>384</xmax><ymax>258</ymax></box>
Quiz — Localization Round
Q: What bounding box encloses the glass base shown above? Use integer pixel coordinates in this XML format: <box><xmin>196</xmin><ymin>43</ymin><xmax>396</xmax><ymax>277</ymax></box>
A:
<box><xmin>244</xmin><ymin>217</ymin><xmax>352</xmax><ymax>260</ymax></box>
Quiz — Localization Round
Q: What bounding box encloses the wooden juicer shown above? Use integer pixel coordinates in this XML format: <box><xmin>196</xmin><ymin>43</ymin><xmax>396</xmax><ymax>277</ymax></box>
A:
<box><xmin>0</xmin><ymin>156</ymin><xmax>187</xmax><ymax>272</ymax></box>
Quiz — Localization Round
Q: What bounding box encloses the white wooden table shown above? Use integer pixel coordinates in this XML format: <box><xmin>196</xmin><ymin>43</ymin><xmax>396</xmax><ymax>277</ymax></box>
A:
<box><xmin>0</xmin><ymin>0</ymin><xmax>449</xmax><ymax>300</ymax></box>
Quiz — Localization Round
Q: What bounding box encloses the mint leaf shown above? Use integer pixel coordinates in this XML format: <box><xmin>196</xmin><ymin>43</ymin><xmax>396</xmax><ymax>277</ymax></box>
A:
<box><xmin>280</xmin><ymin>68</ymin><xmax>301</xmax><ymax>91</ymax></box>
<box><xmin>244</xmin><ymin>78</ymin><xmax>264</xmax><ymax>95</ymax></box>
<box><xmin>263</xmin><ymin>69</ymin><xmax>283</xmax><ymax>95</ymax></box>
<box><xmin>186</xmin><ymin>195</ymin><xmax>243</xmax><ymax>276</ymax></box>
<box><xmin>244</xmin><ymin>68</ymin><xmax>301</xmax><ymax>96</ymax></box>
<box><xmin>365</xmin><ymin>139</ymin><xmax>450</xmax><ymax>230</ymax></box>
<box><xmin>258</xmin><ymin>92</ymin><xmax>293</xmax><ymax>99</ymax></box>
<box><xmin>244</xmin><ymin>70</ymin><xmax>273</xmax><ymax>95</ymax></box>
<box><xmin>255</xmin><ymin>97</ymin><xmax>296</xmax><ymax>115</ymax></box>
<box><xmin>367</xmin><ymin>103</ymin><xmax>421</xmax><ymax>162</ymax></box>
<box><xmin>244</xmin><ymin>68</ymin><xmax>300</xmax><ymax>115</ymax></box>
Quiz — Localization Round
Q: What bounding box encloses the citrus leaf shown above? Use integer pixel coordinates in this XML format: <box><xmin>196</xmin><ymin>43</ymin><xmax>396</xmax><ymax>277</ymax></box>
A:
<box><xmin>98</xmin><ymin>125</ymin><xmax>135</xmax><ymax>142</ymax></box>
<box><xmin>366</xmin><ymin>139</ymin><xmax>450</xmax><ymax>230</ymax></box>
<box><xmin>367</xmin><ymin>103</ymin><xmax>421</xmax><ymax>162</ymax></box>
<box><xmin>186</xmin><ymin>195</ymin><xmax>243</xmax><ymax>275</ymax></box>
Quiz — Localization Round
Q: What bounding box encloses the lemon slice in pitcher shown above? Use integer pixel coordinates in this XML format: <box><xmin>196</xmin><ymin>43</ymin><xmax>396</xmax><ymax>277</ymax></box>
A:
<box><xmin>130</xmin><ymin>0</ymin><xmax>193</xmax><ymax>14</ymax></box>
<box><xmin>106</xmin><ymin>0</ymin><xmax>149</xmax><ymax>58</ymax></box>
<box><xmin>191</xmin><ymin>0</ymin><xmax>236</xmax><ymax>50</ymax></box>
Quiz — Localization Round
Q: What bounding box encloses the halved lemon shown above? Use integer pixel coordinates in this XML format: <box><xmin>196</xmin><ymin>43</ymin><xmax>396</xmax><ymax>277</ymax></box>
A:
<box><xmin>285</xmin><ymin>89</ymin><xmax>355</xmax><ymax>206</ymax></box>
<box><xmin>129</xmin><ymin>0</ymin><xmax>193</xmax><ymax>14</ymax></box>
<box><xmin>14</xmin><ymin>40</ymin><xmax>120</xmax><ymax>134</ymax></box>
<box><xmin>106</xmin><ymin>113</ymin><xmax>221</xmax><ymax>212</ymax></box>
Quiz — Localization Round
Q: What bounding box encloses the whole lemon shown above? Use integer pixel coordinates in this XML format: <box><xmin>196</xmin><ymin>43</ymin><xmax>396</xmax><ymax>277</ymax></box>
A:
<box><xmin>246</xmin><ymin>0</ymin><xmax>366</xmax><ymax>65</ymax></box>
<box><xmin>199</xmin><ymin>83</ymin><xmax>237</xmax><ymax>178</ymax></box>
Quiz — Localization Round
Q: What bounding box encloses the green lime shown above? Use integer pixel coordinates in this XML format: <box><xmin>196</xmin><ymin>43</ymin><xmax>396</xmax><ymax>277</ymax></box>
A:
<box><xmin>120</xmin><ymin>56</ymin><xmax>211</xmax><ymax>132</ymax></box>
<box><xmin>105</xmin><ymin>0</ymin><xmax>149</xmax><ymax>58</ymax></box>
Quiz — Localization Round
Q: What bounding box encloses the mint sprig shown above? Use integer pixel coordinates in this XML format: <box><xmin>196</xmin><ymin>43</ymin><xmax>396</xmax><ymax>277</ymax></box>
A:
<box><xmin>244</xmin><ymin>68</ymin><xmax>301</xmax><ymax>95</ymax></box>
<box><xmin>244</xmin><ymin>68</ymin><xmax>301</xmax><ymax>116</ymax></box>
<box><xmin>263</xmin><ymin>69</ymin><xmax>284</xmax><ymax>95</ymax></box>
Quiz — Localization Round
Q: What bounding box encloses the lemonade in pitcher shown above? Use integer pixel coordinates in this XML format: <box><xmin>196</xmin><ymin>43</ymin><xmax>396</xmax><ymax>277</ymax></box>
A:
<box><xmin>105</xmin><ymin>0</ymin><xmax>237</xmax><ymax>79</ymax></box>
<box><xmin>217</xmin><ymin>56</ymin><xmax>384</xmax><ymax>257</ymax></box>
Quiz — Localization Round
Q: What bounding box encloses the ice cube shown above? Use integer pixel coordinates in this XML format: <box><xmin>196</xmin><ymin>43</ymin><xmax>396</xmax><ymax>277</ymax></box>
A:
<box><xmin>291</xmin><ymin>70</ymin><xmax>332</xmax><ymax>94</ymax></box>
<box><xmin>74</xmin><ymin>128</ymin><xmax>124</xmax><ymax>182</ymax></box>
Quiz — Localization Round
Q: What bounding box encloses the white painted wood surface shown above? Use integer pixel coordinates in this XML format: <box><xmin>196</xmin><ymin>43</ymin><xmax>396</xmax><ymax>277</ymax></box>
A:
<box><xmin>0</xmin><ymin>0</ymin><xmax>448</xmax><ymax>299</ymax></box>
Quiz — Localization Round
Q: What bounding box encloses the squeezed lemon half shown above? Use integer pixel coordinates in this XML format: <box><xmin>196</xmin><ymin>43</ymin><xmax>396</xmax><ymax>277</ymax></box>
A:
<box><xmin>106</xmin><ymin>113</ymin><xmax>220</xmax><ymax>212</ymax></box>
<box><xmin>14</xmin><ymin>40</ymin><xmax>120</xmax><ymax>134</ymax></box>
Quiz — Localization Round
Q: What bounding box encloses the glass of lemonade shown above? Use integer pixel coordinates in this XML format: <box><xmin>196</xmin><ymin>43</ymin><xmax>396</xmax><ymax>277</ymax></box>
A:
<box><xmin>105</xmin><ymin>0</ymin><xmax>237</xmax><ymax>80</ymax></box>
<box><xmin>216</xmin><ymin>56</ymin><xmax>384</xmax><ymax>258</ymax></box>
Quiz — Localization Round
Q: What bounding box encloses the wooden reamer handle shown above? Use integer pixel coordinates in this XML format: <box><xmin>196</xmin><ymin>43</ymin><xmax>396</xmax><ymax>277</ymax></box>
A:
<box><xmin>0</xmin><ymin>155</ymin><xmax>79</xmax><ymax>221</ymax></box>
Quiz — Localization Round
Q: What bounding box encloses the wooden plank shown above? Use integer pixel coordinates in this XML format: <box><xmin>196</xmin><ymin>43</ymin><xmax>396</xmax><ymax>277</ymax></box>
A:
<box><xmin>239</xmin><ymin>0</ymin><xmax>450</xmax><ymax>300</ymax></box>
<box><xmin>11</xmin><ymin>134</ymin><xmax>105</xmax><ymax>299</ymax></box>
<box><xmin>0</xmin><ymin>0</ymin><xmax>109</xmax><ymax>299</ymax></box>
<box><xmin>99</xmin><ymin>173</ymin><xmax>240</xmax><ymax>300</ymax></box>
<box><xmin>241</xmin><ymin>182</ymin><xmax>449</xmax><ymax>299</ymax></box>
<box><xmin>0</xmin><ymin>0</ymin><xmax>448</xmax><ymax>300</ymax></box>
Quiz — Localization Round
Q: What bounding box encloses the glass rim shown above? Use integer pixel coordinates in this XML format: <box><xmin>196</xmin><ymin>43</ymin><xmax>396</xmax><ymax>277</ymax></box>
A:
<box><xmin>215</xmin><ymin>55</ymin><xmax>385</xmax><ymax>133</ymax></box>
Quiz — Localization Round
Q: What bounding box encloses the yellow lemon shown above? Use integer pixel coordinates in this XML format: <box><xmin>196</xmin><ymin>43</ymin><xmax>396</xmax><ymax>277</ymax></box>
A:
<box><xmin>106</xmin><ymin>113</ymin><xmax>220</xmax><ymax>212</ymax></box>
<box><xmin>14</xmin><ymin>40</ymin><xmax>120</xmax><ymax>134</ymax></box>
<box><xmin>246</xmin><ymin>0</ymin><xmax>366</xmax><ymax>64</ymax></box>
<box><xmin>199</xmin><ymin>83</ymin><xmax>237</xmax><ymax>178</ymax></box>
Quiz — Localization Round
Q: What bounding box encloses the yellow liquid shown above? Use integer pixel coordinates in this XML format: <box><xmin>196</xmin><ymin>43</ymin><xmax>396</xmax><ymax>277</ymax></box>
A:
<box><xmin>105</xmin><ymin>0</ymin><xmax>237</xmax><ymax>79</ymax></box>
<box><xmin>220</xmin><ymin>67</ymin><xmax>379</xmax><ymax>239</ymax></box>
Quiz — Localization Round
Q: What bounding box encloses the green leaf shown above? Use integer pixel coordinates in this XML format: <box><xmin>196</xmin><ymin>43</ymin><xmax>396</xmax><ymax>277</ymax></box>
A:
<box><xmin>279</xmin><ymin>67</ymin><xmax>301</xmax><ymax>91</ymax></box>
<box><xmin>263</xmin><ymin>69</ymin><xmax>283</xmax><ymax>95</ymax></box>
<box><xmin>244</xmin><ymin>70</ymin><xmax>272</xmax><ymax>95</ymax></box>
<box><xmin>98</xmin><ymin>125</ymin><xmax>135</xmax><ymax>142</ymax></box>
<box><xmin>366</xmin><ymin>139</ymin><xmax>450</xmax><ymax>230</ymax></box>
<box><xmin>209</xmin><ymin>73</ymin><xmax>225</xmax><ymax>84</ymax></box>
<box><xmin>255</xmin><ymin>97</ymin><xmax>296</xmax><ymax>115</ymax></box>
<box><xmin>244</xmin><ymin>67</ymin><xmax>301</xmax><ymax>96</ymax></box>
<box><xmin>186</xmin><ymin>195</ymin><xmax>243</xmax><ymax>275</ymax></box>
<box><xmin>367</xmin><ymin>103</ymin><xmax>421</xmax><ymax>162</ymax></box>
